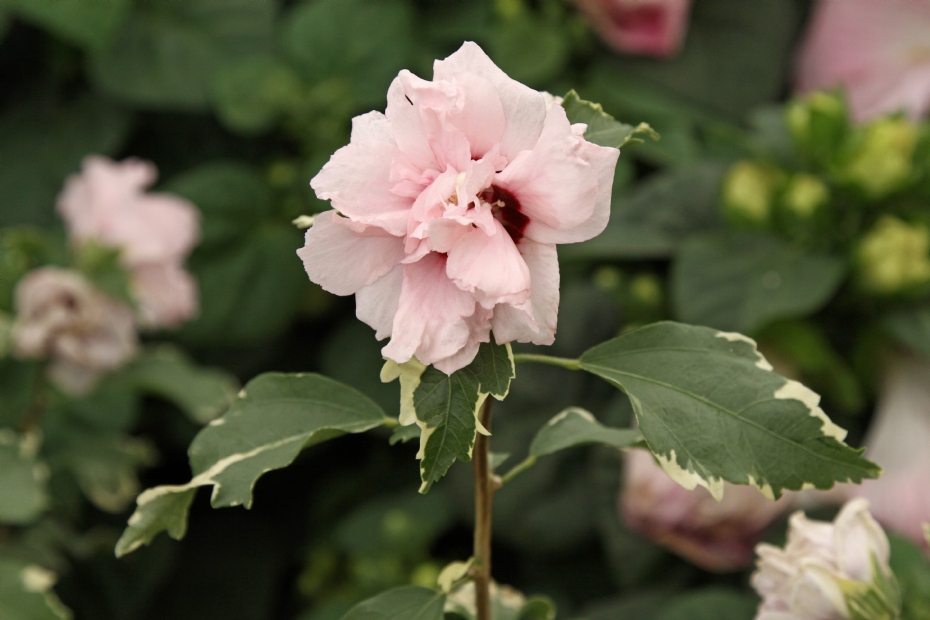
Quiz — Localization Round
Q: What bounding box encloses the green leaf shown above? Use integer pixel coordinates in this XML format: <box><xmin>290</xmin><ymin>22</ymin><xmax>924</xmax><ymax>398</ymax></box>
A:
<box><xmin>0</xmin><ymin>559</ymin><xmax>71</xmax><ymax>620</ymax></box>
<box><xmin>0</xmin><ymin>431</ymin><xmax>48</xmax><ymax>525</ymax></box>
<box><xmin>116</xmin><ymin>373</ymin><xmax>387</xmax><ymax>556</ymax></box>
<box><xmin>413</xmin><ymin>366</ymin><xmax>483</xmax><ymax>494</ymax></box>
<box><xmin>562</xmin><ymin>163</ymin><xmax>725</xmax><ymax>260</ymax></box>
<box><xmin>529</xmin><ymin>408</ymin><xmax>642</xmax><ymax>458</ymax></box>
<box><xmin>0</xmin><ymin>95</ymin><xmax>131</xmax><ymax>227</ymax></box>
<box><xmin>562</xmin><ymin>90</ymin><xmax>658</xmax><ymax>150</ymax></box>
<box><xmin>884</xmin><ymin>309</ymin><xmax>930</xmax><ymax>360</ymax></box>
<box><xmin>0</xmin><ymin>359</ymin><xmax>38</xmax><ymax>428</ymax></box>
<box><xmin>282</xmin><ymin>0</ymin><xmax>413</xmax><ymax>107</ymax></box>
<box><xmin>114</xmin><ymin>487</ymin><xmax>196</xmax><ymax>558</ymax></box>
<box><xmin>490</xmin><ymin>14</ymin><xmax>569</xmax><ymax>87</ymax></box>
<box><xmin>672</xmin><ymin>233</ymin><xmax>846</xmax><ymax>334</ymax></box>
<box><xmin>579</xmin><ymin>321</ymin><xmax>879</xmax><ymax>499</ymax></box>
<box><xmin>389</xmin><ymin>424</ymin><xmax>420</xmax><ymax>446</ymax></box>
<box><xmin>127</xmin><ymin>345</ymin><xmax>239</xmax><ymax>424</ymax></box>
<box><xmin>210</xmin><ymin>54</ymin><xmax>305</xmax><ymax>135</ymax></box>
<box><xmin>468</xmin><ymin>340</ymin><xmax>515</xmax><ymax>400</ymax></box>
<box><xmin>89</xmin><ymin>0</ymin><xmax>276</xmax><ymax>110</ymax></box>
<box><xmin>5</xmin><ymin>0</ymin><xmax>130</xmax><ymax>50</ymax></box>
<box><xmin>339</xmin><ymin>586</ymin><xmax>445</xmax><ymax>620</ymax></box>
<box><xmin>654</xmin><ymin>588</ymin><xmax>758</xmax><ymax>620</ymax></box>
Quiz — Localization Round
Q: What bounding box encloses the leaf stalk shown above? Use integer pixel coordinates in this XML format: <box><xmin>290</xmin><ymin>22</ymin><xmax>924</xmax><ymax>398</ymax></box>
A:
<box><xmin>511</xmin><ymin>353</ymin><xmax>581</xmax><ymax>370</ymax></box>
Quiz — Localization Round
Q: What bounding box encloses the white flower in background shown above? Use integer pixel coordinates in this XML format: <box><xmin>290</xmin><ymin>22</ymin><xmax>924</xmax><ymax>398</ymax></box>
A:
<box><xmin>12</xmin><ymin>267</ymin><xmax>138</xmax><ymax>396</ymax></box>
<box><xmin>752</xmin><ymin>499</ymin><xmax>899</xmax><ymax>620</ymax></box>
<box><xmin>57</xmin><ymin>156</ymin><xmax>200</xmax><ymax>329</ymax></box>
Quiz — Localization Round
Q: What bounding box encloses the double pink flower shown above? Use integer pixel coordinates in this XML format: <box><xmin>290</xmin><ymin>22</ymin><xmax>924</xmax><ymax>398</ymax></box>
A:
<box><xmin>299</xmin><ymin>43</ymin><xmax>619</xmax><ymax>373</ymax></box>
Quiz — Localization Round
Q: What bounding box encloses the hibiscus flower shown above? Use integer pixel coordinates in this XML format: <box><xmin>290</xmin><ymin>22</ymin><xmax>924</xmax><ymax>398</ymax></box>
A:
<box><xmin>299</xmin><ymin>42</ymin><xmax>619</xmax><ymax>374</ymax></box>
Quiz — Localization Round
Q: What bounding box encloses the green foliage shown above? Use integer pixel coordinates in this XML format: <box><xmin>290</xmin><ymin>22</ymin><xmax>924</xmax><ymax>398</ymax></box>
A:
<box><xmin>562</xmin><ymin>90</ymin><xmax>658</xmax><ymax>150</ymax></box>
<box><xmin>579</xmin><ymin>322</ymin><xmax>879</xmax><ymax>499</ymax></box>
<box><xmin>884</xmin><ymin>308</ymin><xmax>930</xmax><ymax>360</ymax></box>
<box><xmin>4</xmin><ymin>0</ymin><xmax>130</xmax><ymax>50</ymax></box>
<box><xmin>672</xmin><ymin>233</ymin><xmax>846</xmax><ymax>334</ymax></box>
<box><xmin>0</xmin><ymin>558</ymin><xmax>71</xmax><ymax>620</ymax></box>
<box><xmin>0</xmin><ymin>360</ymin><xmax>38</xmax><ymax>428</ymax></box>
<box><xmin>116</xmin><ymin>373</ymin><xmax>388</xmax><ymax>556</ymax></box>
<box><xmin>0</xmin><ymin>431</ymin><xmax>49</xmax><ymax>524</ymax></box>
<box><xmin>529</xmin><ymin>408</ymin><xmax>641</xmax><ymax>458</ymax></box>
<box><xmin>889</xmin><ymin>535</ymin><xmax>930</xmax><ymax>620</ymax></box>
<box><xmin>338</xmin><ymin>586</ymin><xmax>445</xmax><ymax>620</ymax></box>
<box><xmin>210</xmin><ymin>54</ymin><xmax>305</xmax><ymax>135</ymax></box>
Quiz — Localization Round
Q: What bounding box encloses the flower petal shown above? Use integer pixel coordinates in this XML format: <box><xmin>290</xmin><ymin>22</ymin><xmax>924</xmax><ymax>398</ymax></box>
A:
<box><xmin>490</xmin><ymin>239</ymin><xmax>559</xmax><ymax>345</ymax></box>
<box><xmin>132</xmin><ymin>262</ymin><xmax>199</xmax><ymax>328</ymax></box>
<box><xmin>296</xmin><ymin>211</ymin><xmax>405</xmax><ymax>296</ymax></box>
<box><xmin>356</xmin><ymin>265</ymin><xmax>403</xmax><ymax>340</ymax></box>
<box><xmin>433</xmin><ymin>41</ymin><xmax>547</xmax><ymax>161</ymax></box>
<box><xmin>446</xmin><ymin>218</ymin><xmax>531</xmax><ymax>308</ymax></box>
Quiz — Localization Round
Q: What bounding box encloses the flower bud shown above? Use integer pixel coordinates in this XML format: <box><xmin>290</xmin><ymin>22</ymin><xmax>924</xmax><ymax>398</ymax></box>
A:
<box><xmin>786</xmin><ymin>92</ymin><xmax>849</xmax><ymax>165</ymax></box>
<box><xmin>752</xmin><ymin>499</ymin><xmax>900</xmax><ymax>620</ymax></box>
<box><xmin>857</xmin><ymin>216</ymin><xmax>930</xmax><ymax>294</ymax></box>
<box><xmin>721</xmin><ymin>161</ymin><xmax>784</xmax><ymax>227</ymax></box>
<box><xmin>782</xmin><ymin>173</ymin><xmax>830</xmax><ymax>219</ymax></box>
<box><xmin>841</xmin><ymin>118</ymin><xmax>918</xmax><ymax>199</ymax></box>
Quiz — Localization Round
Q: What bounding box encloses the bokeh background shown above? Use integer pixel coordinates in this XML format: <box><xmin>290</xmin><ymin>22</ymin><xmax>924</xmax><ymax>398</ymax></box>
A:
<box><xmin>2</xmin><ymin>0</ymin><xmax>930</xmax><ymax>618</ymax></box>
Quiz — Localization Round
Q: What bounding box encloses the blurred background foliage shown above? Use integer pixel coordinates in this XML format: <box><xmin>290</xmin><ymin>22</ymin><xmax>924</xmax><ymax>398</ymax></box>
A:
<box><xmin>2</xmin><ymin>0</ymin><xmax>930</xmax><ymax>618</ymax></box>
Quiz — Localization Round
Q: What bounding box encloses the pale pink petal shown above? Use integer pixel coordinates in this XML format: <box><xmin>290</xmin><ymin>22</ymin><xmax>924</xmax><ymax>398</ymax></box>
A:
<box><xmin>106</xmin><ymin>193</ymin><xmax>200</xmax><ymax>265</ymax></box>
<box><xmin>446</xmin><ymin>218</ymin><xmax>530</xmax><ymax>308</ymax></box>
<box><xmin>574</xmin><ymin>0</ymin><xmax>692</xmax><ymax>58</ymax></box>
<box><xmin>132</xmin><ymin>262</ymin><xmax>199</xmax><ymax>328</ymax></box>
<box><xmin>433</xmin><ymin>306</ymin><xmax>493</xmax><ymax>374</ymax></box>
<box><xmin>297</xmin><ymin>211</ymin><xmax>405</xmax><ymax>296</ymax></box>
<box><xmin>446</xmin><ymin>73</ymin><xmax>507</xmax><ymax>160</ymax></box>
<box><xmin>433</xmin><ymin>42</ymin><xmax>548</xmax><ymax>161</ymax></box>
<box><xmin>386</xmin><ymin>72</ymin><xmax>441</xmax><ymax>172</ymax></box>
<box><xmin>356</xmin><ymin>265</ymin><xmax>403</xmax><ymax>340</ymax></box>
<box><xmin>795</xmin><ymin>0</ymin><xmax>930</xmax><ymax>122</ymax></box>
<box><xmin>381</xmin><ymin>253</ymin><xmax>478</xmax><ymax>369</ymax></box>
<box><xmin>490</xmin><ymin>239</ymin><xmax>559</xmax><ymax>345</ymax></box>
<box><xmin>495</xmin><ymin>105</ymin><xmax>604</xmax><ymax>239</ymax></box>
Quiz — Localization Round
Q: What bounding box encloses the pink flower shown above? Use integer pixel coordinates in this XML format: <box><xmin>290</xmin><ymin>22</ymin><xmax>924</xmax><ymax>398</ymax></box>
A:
<box><xmin>57</xmin><ymin>156</ymin><xmax>200</xmax><ymax>328</ymax></box>
<box><xmin>795</xmin><ymin>0</ymin><xmax>930</xmax><ymax>122</ymax></box>
<box><xmin>752</xmin><ymin>500</ymin><xmax>893</xmax><ymax>620</ymax></box>
<box><xmin>298</xmin><ymin>42</ymin><xmax>619</xmax><ymax>374</ymax></box>
<box><xmin>621</xmin><ymin>449</ymin><xmax>791</xmax><ymax>572</ymax></box>
<box><xmin>12</xmin><ymin>267</ymin><xmax>138</xmax><ymax>396</ymax></box>
<box><xmin>846</xmin><ymin>356</ymin><xmax>930</xmax><ymax>546</ymax></box>
<box><xmin>573</xmin><ymin>0</ymin><xmax>692</xmax><ymax>58</ymax></box>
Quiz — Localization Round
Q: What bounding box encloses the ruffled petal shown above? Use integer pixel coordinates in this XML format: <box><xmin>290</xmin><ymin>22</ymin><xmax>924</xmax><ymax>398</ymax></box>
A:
<box><xmin>490</xmin><ymin>239</ymin><xmax>559</xmax><ymax>345</ymax></box>
<box><xmin>446</xmin><ymin>218</ymin><xmax>530</xmax><ymax>308</ymax></box>
<box><xmin>132</xmin><ymin>262</ymin><xmax>199</xmax><ymax>328</ymax></box>
<box><xmin>433</xmin><ymin>41</ymin><xmax>547</xmax><ymax>161</ymax></box>
<box><xmin>297</xmin><ymin>211</ymin><xmax>405</xmax><ymax>296</ymax></box>
<box><xmin>107</xmin><ymin>193</ymin><xmax>201</xmax><ymax>265</ymax></box>
<box><xmin>433</xmin><ymin>306</ymin><xmax>493</xmax><ymax>374</ymax></box>
<box><xmin>381</xmin><ymin>252</ymin><xmax>478</xmax><ymax>369</ymax></box>
<box><xmin>356</xmin><ymin>265</ymin><xmax>403</xmax><ymax>340</ymax></box>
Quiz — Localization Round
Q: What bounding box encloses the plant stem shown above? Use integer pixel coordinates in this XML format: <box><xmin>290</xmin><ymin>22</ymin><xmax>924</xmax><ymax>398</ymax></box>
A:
<box><xmin>473</xmin><ymin>397</ymin><xmax>494</xmax><ymax>620</ymax></box>
<box><xmin>511</xmin><ymin>353</ymin><xmax>582</xmax><ymax>371</ymax></box>
<box><xmin>499</xmin><ymin>455</ymin><xmax>537</xmax><ymax>486</ymax></box>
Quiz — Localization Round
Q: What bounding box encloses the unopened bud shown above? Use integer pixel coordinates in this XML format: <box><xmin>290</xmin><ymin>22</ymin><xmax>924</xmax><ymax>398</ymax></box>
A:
<box><xmin>842</xmin><ymin>118</ymin><xmax>917</xmax><ymax>199</ymax></box>
<box><xmin>629</xmin><ymin>273</ymin><xmax>662</xmax><ymax>308</ymax></box>
<box><xmin>782</xmin><ymin>173</ymin><xmax>830</xmax><ymax>218</ymax></box>
<box><xmin>786</xmin><ymin>91</ymin><xmax>849</xmax><ymax>164</ymax></box>
<box><xmin>722</xmin><ymin>161</ymin><xmax>784</xmax><ymax>227</ymax></box>
<box><xmin>857</xmin><ymin>216</ymin><xmax>930</xmax><ymax>294</ymax></box>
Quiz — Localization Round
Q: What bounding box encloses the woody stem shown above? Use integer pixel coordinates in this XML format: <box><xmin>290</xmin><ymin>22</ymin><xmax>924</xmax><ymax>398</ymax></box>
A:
<box><xmin>473</xmin><ymin>397</ymin><xmax>494</xmax><ymax>620</ymax></box>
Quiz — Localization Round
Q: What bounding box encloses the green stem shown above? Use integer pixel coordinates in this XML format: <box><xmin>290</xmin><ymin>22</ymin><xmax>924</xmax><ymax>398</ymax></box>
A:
<box><xmin>499</xmin><ymin>455</ymin><xmax>537</xmax><ymax>486</ymax></box>
<box><xmin>511</xmin><ymin>353</ymin><xmax>582</xmax><ymax>371</ymax></box>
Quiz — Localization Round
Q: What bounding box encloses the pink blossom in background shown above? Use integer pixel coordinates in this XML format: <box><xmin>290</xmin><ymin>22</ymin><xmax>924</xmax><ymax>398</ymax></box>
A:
<box><xmin>847</xmin><ymin>356</ymin><xmax>930</xmax><ymax>547</ymax></box>
<box><xmin>12</xmin><ymin>267</ymin><xmax>138</xmax><ymax>396</ymax></box>
<box><xmin>795</xmin><ymin>0</ymin><xmax>930</xmax><ymax>122</ymax></box>
<box><xmin>573</xmin><ymin>0</ymin><xmax>692</xmax><ymax>58</ymax></box>
<box><xmin>57</xmin><ymin>156</ymin><xmax>200</xmax><ymax>328</ymax></box>
<box><xmin>621</xmin><ymin>449</ymin><xmax>791</xmax><ymax>572</ymax></box>
<box><xmin>299</xmin><ymin>42</ymin><xmax>619</xmax><ymax>374</ymax></box>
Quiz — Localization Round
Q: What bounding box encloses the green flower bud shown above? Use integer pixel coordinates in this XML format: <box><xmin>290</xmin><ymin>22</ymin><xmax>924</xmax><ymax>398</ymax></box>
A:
<box><xmin>858</xmin><ymin>216</ymin><xmax>930</xmax><ymax>294</ymax></box>
<box><xmin>842</xmin><ymin>118</ymin><xmax>918</xmax><ymax>199</ymax></box>
<box><xmin>592</xmin><ymin>266</ymin><xmax>623</xmax><ymax>292</ymax></box>
<box><xmin>722</xmin><ymin>161</ymin><xmax>784</xmax><ymax>227</ymax></box>
<box><xmin>782</xmin><ymin>173</ymin><xmax>830</xmax><ymax>218</ymax></box>
<box><xmin>629</xmin><ymin>273</ymin><xmax>662</xmax><ymax>308</ymax></box>
<box><xmin>786</xmin><ymin>91</ymin><xmax>849</xmax><ymax>164</ymax></box>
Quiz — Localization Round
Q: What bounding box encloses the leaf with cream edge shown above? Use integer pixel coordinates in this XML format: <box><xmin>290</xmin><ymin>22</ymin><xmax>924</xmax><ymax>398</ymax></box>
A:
<box><xmin>578</xmin><ymin>321</ymin><xmax>880</xmax><ymax>499</ymax></box>
<box><xmin>562</xmin><ymin>90</ymin><xmax>659</xmax><ymax>150</ymax></box>
<box><xmin>115</xmin><ymin>373</ymin><xmax>388</xmax><ymax>556</ymax></box>
<box><xmin>381</xmin><ymin>340</ymin><xmax>515</xmax><ymax>493</ymax></box>
<box><xmin>529</xmin><ymin>408</ymin><xmax>643</xmax><ymax>458</ymax></box>
<box><xmin>339</xmin><ymin>586</ymin><xmax>445</xmax><ymax>620</ymax></box>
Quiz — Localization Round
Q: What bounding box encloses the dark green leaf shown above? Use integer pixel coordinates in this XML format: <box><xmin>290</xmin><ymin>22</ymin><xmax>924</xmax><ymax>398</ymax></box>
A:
<box><xmin>414</xmin><ymin>366</ymin><xmax>482</xmax><ymax>493</ymax></box>
<box><xmin>389</xmin><ymin>424</ymin><xmax>420</xmax><ymax>446</ymax></box>
<box><xmin>5</xmin><ymin>0</ymin><xmax>130</xmax><ymax>50</ymax></box>
<box><xmin>529</xmin><ymin>408</ymin><xmax>642</xmax><ymax>458</ymax></box>
<box><xmin>654</xmin><ymin>588</ymin><xmax>758</xmax><ymax>620</ymax></box>
<box><xmin>0</xmin><ymin>432</ymin><xmax>49</xmax><ymax>525</ymax></box>
<box><xmin>127</xmin><ymin>345</ymin><xmax>239</xmax><ymax>424</ymax></box>
<box><xmin>562</xmin><ymin>163</ymin><xmax>724</xmax><ymax>260</ymax></box>
<box><xmin>210</xmin><ymin>54</ymin><xmax>305</xmax><ymax>135</ymax></box>
<box><xmin>884</xmin><ymin>309</ymin><xmax>930</xmax><ymax>360</ymax></box>
<box><xmin>562</xmin><ymin>90</ymin><xmax>657</xmax><ymax>150</ymax></box>
<box><xmin>672</xmin><ymin>233</ymin><xmax>846</xmax><ymax>334</ymax></box>
<box><xmin>116</xmin><ymin>373</ymin><xmax>387</xmax><ymax>556</ymax></box>
<box><xmin>0</xmin><ymin>360</ymin><xmax>38</xmax><ymax>428</ymax></box>
<box><xmin>579</xmin><ymin>321</ymin><xmax>879</xmax><ymax>499</ymax></box>
<box><xmin>469</xmin><ymin>340</ymin><xmax>515</xmax><ymax>400</ymax></box>
<box><xmin>0</xmin><ymin>558</ymin><xmax>70</xmax><ymax>620</ymax></box>
<box><xmin>490</xmin><ymin>15</ymin><xmax>569</xmax><ymax>87</ymax></box>
<box><xmin>340</xmin><ymin>586</ymin><xmax>445</xmax><ymax>620</ymax></box>
<box><xmin>114</xmin><ymin>488</ymin><xmax>196</xmax><ymax>558</ymax></box>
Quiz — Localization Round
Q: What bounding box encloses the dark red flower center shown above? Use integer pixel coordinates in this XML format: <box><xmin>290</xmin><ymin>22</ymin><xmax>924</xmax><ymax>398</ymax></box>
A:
<box><xmin>480</xmin><ymin>185</ymin><xmax>529</xmax><ymax>243</ymax></box>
